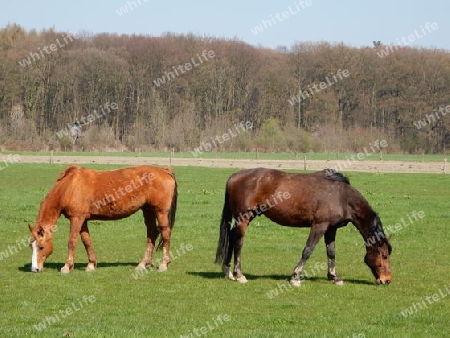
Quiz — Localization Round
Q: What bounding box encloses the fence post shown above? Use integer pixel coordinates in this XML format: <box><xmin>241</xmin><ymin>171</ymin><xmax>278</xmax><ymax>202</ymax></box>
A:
<box><xmin>304</xmin><ymin>155</ymin><xmax>307</xmax><ymax>171</ymax></box>
<box><xmin>444</xmin><ymin>159</ymin><xmax>447</xmax><ymax>174</ymax></box>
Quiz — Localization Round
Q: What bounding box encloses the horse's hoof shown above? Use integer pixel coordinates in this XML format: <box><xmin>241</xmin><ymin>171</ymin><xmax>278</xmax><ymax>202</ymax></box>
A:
<box><xmin>236</xmin><ymin>276</ymin><xmax>248</xmax><ymax>284</ymax></box>
<box><xmin>158</xmin><ymin>264</ymin><xmax>168</xmax><ymax>272</ymax></box>
<box><xmin>85</xmin><ymin>264</ymin><xmax>96</xmax><ymax>272</ymax></box>
<box><xmin>290</xmin><ymin>279</ymin><xmax>301</xmax><ymax>287</ymax></box>
<box><xmin>60</xmin><ymin>265</ymin><xmax>72</xmax><ymax>274</ymax></box>
<box><xmin>135</xmin><ymin>263</ymin><xmax>147</xmax><ymax>271</ymax></box>
<box><xmin>333</xmin><ymin>279</ymin><xmax>344</xmax><ymax>286</ymax></box>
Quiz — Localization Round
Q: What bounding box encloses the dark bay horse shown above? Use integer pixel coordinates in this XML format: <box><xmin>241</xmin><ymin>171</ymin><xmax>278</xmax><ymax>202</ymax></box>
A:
<box><xmin>215</xmin><ymin>168</ymin><xmax>392</xmax><ymax>286</ymax></box>
<box><xmin>29</xmin><ymin>164</ymin><xmax>177</xmax><ymax>273</ymax></box>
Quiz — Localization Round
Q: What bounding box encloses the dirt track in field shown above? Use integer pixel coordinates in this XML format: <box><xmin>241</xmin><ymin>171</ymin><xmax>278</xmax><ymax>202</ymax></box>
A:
<box><xmin>16</xmin><ymin>154</ymin><xmax>448</xmax><ymax>174</ymax></box>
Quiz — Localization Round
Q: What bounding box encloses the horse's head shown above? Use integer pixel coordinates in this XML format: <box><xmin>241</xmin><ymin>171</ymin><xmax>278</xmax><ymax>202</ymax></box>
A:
<box><xmin>29</xmin><ymin>225</ymin><xmax>55</xmax><ymax>272</ymax></box>
<box><xmin>364</xmin><ymin>237</ymin><xmax>392</xmax><ymax>285</ymax></box>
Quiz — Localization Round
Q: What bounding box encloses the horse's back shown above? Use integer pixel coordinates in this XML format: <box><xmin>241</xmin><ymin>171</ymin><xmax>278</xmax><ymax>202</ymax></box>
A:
<box><xmin>56</xmin><ymin>165</ymin><xmax>176</xmax><ymax>220</ymax></box>
<box><xmin>225</xmin><ymin>168</ymin><xmax>364</xmax><ymax>227</ymax></box>
<box><xmin>227</xmin><ymin>168</ymin><xmax>350</xmax><ymax>194</ymax></box>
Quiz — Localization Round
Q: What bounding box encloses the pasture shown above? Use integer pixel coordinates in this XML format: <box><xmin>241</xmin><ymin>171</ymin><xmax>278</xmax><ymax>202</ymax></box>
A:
<box><xmin>0</xmin><ymin>163</ymin><xmax>449</xmax><ymax>337</ymax></box>
<box><xmin>2</xmin><ymin>150</ymin><xmax>449</xmax><ymax>162</ymax></box>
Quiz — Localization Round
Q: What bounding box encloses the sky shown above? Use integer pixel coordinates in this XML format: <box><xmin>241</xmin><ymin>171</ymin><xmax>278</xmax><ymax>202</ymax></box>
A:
<box><xmin>1</xmin><ymin>0</ymin><xmax>449</xmax><ymax>51</ymax></box>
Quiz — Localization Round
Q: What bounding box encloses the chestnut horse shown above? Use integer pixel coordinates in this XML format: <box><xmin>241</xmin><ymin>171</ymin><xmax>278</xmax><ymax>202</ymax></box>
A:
<box><xmin>29</xmin><ymin>164</ymin><xmax>177</xmax><ymax>273</ymax></box>
<box><xmin>215</xmin><ymin>168</ymin><xmax>392</xmax><ymax>286</ymax></box>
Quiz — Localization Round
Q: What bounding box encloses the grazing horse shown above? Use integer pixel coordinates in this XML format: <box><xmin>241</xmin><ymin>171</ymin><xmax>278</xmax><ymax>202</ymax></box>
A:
<box><xmin>215</xmin><ymin>168</ymin><xmax>392</xmax><ymax>286</ymax></box>
<box><xmin>29</xmin><ymin>164</ymin><xmax>178</xmax><ymax>273</ymax></box>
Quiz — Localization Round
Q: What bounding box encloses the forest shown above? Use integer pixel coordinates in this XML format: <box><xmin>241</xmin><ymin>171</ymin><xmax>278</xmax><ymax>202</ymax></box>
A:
<box><xmin>1</xmin><ymin>23</ymin><xmax>449</xmax><ymax>154</ymax></box>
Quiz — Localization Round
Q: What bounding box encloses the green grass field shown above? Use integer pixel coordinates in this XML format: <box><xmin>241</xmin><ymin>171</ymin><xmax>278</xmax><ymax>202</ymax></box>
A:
<box><xmin>0</xmin><ymin>164</ymin><xmax>449</xmax><ymax>337</ymax></box>
<box><xmin>3</xmin><ymin>150</ymin><xmax>449</xmax><ymax>162</ymax></box>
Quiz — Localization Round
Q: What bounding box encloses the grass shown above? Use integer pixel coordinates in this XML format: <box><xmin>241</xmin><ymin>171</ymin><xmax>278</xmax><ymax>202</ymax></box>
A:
<box><xmin>2</xmin><ymin>150</ymin><xmax>449</xmax><ymax>162</ymax></box>
<box><xmin>0</xmin><ymin>164</ymin><xmax>449</xmax><ymax>337</ymax></box>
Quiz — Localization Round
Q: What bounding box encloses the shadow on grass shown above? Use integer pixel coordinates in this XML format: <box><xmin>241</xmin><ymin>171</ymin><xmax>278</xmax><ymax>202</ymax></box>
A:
<box><xmin>188</xmin><ymin>271</ymin><xmax>374</xmax><ymax>285</ymax></box>
<box><xmin>19</xmin><ymin>261</ymin><xmax>138</xmax><ymax>273</ymax></box>
<box><xmin>305</xmin><ymin>276</ymin><xmax>374</xmax><ymax>285</ymax></box>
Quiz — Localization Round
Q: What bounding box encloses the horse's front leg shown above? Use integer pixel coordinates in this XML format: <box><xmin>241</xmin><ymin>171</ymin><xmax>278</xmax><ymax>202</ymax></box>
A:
<box><xmin>80</xmin><ymin>221</ymin><xmax>97</xmax><ymax>272</ymax></box>
<box><xmin>61</xmin><ymin>217</ymin><xmax>84</xmax><ymax>273</ymax></box>
<box><xmin>290</xmin><ymin>223</ymin><xmax>328</xmax><ymax>287</ymax></box>
<box><xmin>324</xmin><ymin>226</ymin><xmax>343</xmax><ymax>286</ymax></box>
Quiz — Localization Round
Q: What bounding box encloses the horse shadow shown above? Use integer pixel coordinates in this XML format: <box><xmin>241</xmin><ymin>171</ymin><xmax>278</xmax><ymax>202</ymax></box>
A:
<box><xmin>187</xmin><ymin>271</ymin><xmax>373</xmax><ymax>285</ymax></box>
<box><xmin>19</xmin><ymin>262</ymin><xmax>138</xmax><ymax>273</ymax></box>
<box><xmin>19</xmin><ymin>264</ymin><xmax>374</xmax><ymax>285</ymax></box>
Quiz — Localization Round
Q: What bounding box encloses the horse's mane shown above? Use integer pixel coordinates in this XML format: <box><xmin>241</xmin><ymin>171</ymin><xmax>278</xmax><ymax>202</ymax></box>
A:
<box><xmin>57</xmin><ymin>164</ymin><xmax>80</xmax><ymax>181</ymax></box>
<box><xmin>322</xmin><ymin>169</ymin><xmax>350</xmax><ymax>184</ymax></box>
<box><xmin>36</xmin><ymin>165</ymin><xmax>80</xmax><ymax>224</ymax></box>
<box><xmin>370</xmin><ymin>212</ymin><xmax>393</xmax><ymax>254</ymax></box>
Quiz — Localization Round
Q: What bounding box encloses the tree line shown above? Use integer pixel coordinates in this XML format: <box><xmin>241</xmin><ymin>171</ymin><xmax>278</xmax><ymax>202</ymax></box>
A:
<box><xmin>1</xmin><ymin>24</ymin><xmax>449</xmax><ymax>154</ymax></box>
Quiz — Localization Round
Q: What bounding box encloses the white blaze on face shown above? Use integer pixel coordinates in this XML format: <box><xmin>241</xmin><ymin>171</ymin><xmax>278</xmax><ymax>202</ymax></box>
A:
<box><xmin>31</xmin><ymin>241</ymin><xmax>39</xmax><ymax>272</ymax></box>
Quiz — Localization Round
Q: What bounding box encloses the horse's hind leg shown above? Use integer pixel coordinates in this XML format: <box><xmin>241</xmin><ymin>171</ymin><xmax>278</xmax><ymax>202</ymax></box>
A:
<box><xmin>80</xmin><ymin>221</ymin><xmax>97</xmax><ymax>272</ymax></box>
<box><xmin>232</xmin><ymin>219</ymin><xmax>250</xmax><ymax>283</ymax></box>
<box><xmin>155</xmin><ymin>211</ymin><xmax>172</xmax><ymax>272</ymax></box>
<box><xmin>222</xmin><ymin>226</ymin><xmax>237</xmax><ymax>281</ymax></box>
<box><xmin>324</xmin><ymin>226</ymin><xmax>343</xmax><ymax>286</ymax></box>
<box><xmin>136</xmin><ymin>205</ymin><xmax>158</xmax><ymax>270</ymax></box>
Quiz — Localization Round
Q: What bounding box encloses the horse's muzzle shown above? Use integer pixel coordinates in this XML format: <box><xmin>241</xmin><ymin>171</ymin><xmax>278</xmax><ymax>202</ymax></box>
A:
<box><xmin>376</xmin><ymin>278</ymin><xmax>391</xmax><ymax>285</ymax></box>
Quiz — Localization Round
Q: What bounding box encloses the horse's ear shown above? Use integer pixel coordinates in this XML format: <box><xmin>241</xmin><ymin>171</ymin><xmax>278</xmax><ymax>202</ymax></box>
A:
<box><xmin>378</xmin><ymin>237</ymin><xmax>393</xmax><ymax>255</ymax></box>
<box><xmin>378</xmin><ymin>238</ymin><xmax>387</xmax><ymax>248</ymax></box>
<box><xmin>379</xmin><ymin>236</ymin><xmax>391</xmax><ymax>246</ymax></box>
<box><xmin>38</xmin><ymin>226</ymin><xmax>45</xmax><ymax>237</ymax></box>
<box><xmin>28</xmin><ymin>225</ymin><xmax>33</xmax><ymax>233</ymax></box>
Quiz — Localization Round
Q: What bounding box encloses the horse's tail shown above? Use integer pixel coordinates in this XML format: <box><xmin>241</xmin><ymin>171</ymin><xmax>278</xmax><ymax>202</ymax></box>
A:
<box><xmin>157</xmin><ymin>171</ymin><xmax>178</xmax><ymax>250</ymax></box>
<box><xmin>215</xmin><ymin>187</ymin><xmax>233</xmax><ymax>264</ymax></box>
<box><xmin>168</xmin><ymin>179</ymin><xmax>178</xmax><ymax>231</ymax></box>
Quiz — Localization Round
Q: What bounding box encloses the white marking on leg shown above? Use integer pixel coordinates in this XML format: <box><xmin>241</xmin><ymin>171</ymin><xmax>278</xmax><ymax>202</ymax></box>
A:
<box><xmin>290</xmin><ymin>279</ymin><xmax>301</xmax><ymax>287</ymax></box>
<box><xmin>222</xmin><ymin>265</ymin><xmax>234</xmax><ymax>280</ymax></box>
<box><xmin>31</xmin><ymin>241</ymin><xmax>38</xmax><ymax>272</ymax></box>
<box><xmin>236</xmin><ymin>275</ymin><xmax>248</xmax><ymax>284</ymax></box>
<box><xmin>158</xmin><ymin>247</ymin><xmax>168</xmax><ymax>271</ymax></box>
